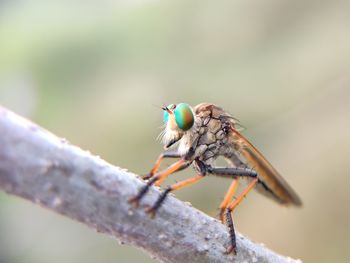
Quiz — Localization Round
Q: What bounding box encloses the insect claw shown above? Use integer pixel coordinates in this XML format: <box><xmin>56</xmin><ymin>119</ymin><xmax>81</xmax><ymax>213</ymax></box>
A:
<box><xmin>145</xmin><ymin>206</ymin><xmax>156</xmax><ymax>218</ymax></box>
<box><xmin>225</xmin><ymin>245</ymin><xmax>237</xmax><ymax>255</ymax></box>
<box><xmin>128</xmin><ymin>197</ymin><xmax>140</xmax><ymax>208</ymax></box>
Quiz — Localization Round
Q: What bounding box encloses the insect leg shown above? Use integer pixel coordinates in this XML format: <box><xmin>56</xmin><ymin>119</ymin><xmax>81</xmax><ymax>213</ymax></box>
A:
<box><xmin>154</xmin><ymin>159</ymin><xmax>190</xmax><ymax>186</ymax></box>
<box><xmin>218</xmin><ymin>179</ymin><xmax>239</xmax><ymax>223</ymax></box>
<box><xmin>222</xmin><ymin>177</ymin><xmax>258</xmax><ymax>254</ymax></box>
<box><xmin>207</xmin><ymin>166</ymin><xmax>257</xmax><ymax>179</ymax></box>
<box><xmin>146</xmin><ymin>159</ymin><xmax>205</xmax><ymax>217</ymax></box>
<box><xmin>202</xmin><ymin>166</ymin><xmax>257</xmax><ymax>221</ymax></box>
<box><xmin>228</xmin><ymin>178</ymin><xmax>258</xmax><ymax>212</ymax></box>
<box><xmin>151</xmin><ymin>147</ymin><xmax>195</xmax><ymax>186</ymax></box>
<box><xmin>206</xmin><ymin>166</ymin><xmax>257</xmax><ymax>255</ymax></box>
<box><xmin>225</xmin><ymin>208</ymin><xmax>237</xmax><ymax>255</ymax></box>
<box><xmin>129</xmin><ymin>159</ymin><xmax>189</xmax><ymax>207</ymax></box>
<box><xmin>146</xmin><ymin>174</ymin><xmax>205</xmax><ymax>218</ymax></box>
<box><xmin>143</xmin><ymin>151</ymin><xmax>181</xmax><ymax>180</ymax></box>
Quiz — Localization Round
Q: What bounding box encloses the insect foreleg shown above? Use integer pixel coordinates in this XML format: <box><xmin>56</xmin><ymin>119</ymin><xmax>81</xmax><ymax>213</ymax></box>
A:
<box><xmin>146</xmin><ymin>159</ymin><xmax>206</xmax><ymax>217</ymax></box>
<box><xmin>143</xmin><ymin>151</ymin><xmax>182</xmax><ymax>180</ymax></box>
<box><xmin>128</xmin><ymin>159</ymin><xmax>189</xmax><ymax>207</ymax></box>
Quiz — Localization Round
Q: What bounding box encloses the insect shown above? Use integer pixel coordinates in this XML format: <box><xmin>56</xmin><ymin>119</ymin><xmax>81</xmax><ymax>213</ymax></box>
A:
<box><xmin>129</xmin><ymin>102</ymin><xmax>302</xmax><ymax>254</ymax></box>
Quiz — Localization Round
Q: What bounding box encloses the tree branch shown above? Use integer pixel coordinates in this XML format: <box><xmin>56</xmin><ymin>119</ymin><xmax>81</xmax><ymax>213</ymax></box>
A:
<box><xmin>0</xmin><ymin>105</ymin><xmax>301</xmax><ymax>263</ymax></box>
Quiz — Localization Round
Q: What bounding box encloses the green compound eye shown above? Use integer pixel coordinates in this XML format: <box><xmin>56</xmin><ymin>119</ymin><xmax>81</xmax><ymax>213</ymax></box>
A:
<box><xmin>174</xmin><ymin>103</ymin><xmax>194</xmax><ymax>131</ymax></box>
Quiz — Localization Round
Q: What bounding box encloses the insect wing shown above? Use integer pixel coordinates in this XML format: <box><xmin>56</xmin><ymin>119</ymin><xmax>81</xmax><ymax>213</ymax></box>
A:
<box><xmin>230</xmin><ymin>128</ymin><xmax>302</xmax><ymax>206</ymax></box>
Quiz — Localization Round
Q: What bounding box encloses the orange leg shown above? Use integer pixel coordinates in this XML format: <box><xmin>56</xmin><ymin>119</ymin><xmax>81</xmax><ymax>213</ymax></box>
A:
<box><xmin>224</xmin><ymin>178</ymin><xmax>258</xmax><ymax>255</ymax></box>
<box><xmin>228</xmin><ymin>178</ymin><xmax>258</xmax><ymax>211</ymax></box>
<box><xmin>146</xmin><ymin>174</ymin><xmax>205</xmax><ymax>217</ymax></box>
<box><xmin>129</xmin><ymin>159</ymin><xmax>188</xmax><ymax>207</ymax></box>
<box><xmin>154</xmin><ymin>159</ymin><xmax>187</xmax><ymax>186</ymax></box>
<box><xmin>143</xmin><ymin>152</ymin><xmax>181</xmax><ymax>180</ymax></box>
<box><xmin>168</xmin><ymin>174</ymin><xmax>204</xmax><ymax>191</ymax></box>
<box><xmin>219</xmin><ymin>179</ymin><xmax>239</xmax><ymax>223</ymax></box>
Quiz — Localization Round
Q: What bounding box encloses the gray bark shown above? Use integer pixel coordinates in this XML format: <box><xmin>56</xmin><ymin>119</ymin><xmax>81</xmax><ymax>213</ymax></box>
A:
<box><xmin>0</xmin><ymin>105</ymin><xmax>301</xmax><ymax>263</ymax></box>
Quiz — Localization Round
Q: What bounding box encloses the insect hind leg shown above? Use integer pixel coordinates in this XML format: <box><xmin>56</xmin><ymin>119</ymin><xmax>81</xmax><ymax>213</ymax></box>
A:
<box><xmin>218</xmin><ymin>179</ymin><xmax>239</xmax><ymax>223</ymax></box>
<box><xmin>225</xmin><ymin>209</ymin><xmax>237</xmax><ymax>255</ymax></box>
<box><xmin>228</xmin><ymin>178</ymin><xmax>258</xmax><ymax>212</ymax></box>
<box><xmin>206</xmin><ymin>165</ymin><xmax>257</xmax><ymax>254</ymax></box>
<box><xmin>208</xmin><ymin>166</ymin><xmax>258</xmax><ymax>211</ymax></box>
<box><xmin>206</xmin><ymin>166</ymin><xmax>257</xmax><ymax>179</ymax></box>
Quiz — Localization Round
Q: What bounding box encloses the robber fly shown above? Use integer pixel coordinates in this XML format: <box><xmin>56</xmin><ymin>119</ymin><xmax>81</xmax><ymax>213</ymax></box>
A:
<box><xmin>129</xmin><ymin>102</ymin><xmax>302</xmax><ymax>254</ymax></box>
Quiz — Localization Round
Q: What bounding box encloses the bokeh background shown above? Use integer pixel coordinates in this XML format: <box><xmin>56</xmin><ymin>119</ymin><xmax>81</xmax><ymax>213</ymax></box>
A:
<box><xmin>1</xmin><ymin>1</ymin><xmax>350</xmax><ymax>263</ymax></box>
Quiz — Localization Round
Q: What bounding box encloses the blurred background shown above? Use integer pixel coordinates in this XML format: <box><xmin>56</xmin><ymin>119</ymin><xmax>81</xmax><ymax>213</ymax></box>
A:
<box><xmin>0</xmin><ymin>1</ymin><xmax>350</xmax><ymax>262</ymax></box>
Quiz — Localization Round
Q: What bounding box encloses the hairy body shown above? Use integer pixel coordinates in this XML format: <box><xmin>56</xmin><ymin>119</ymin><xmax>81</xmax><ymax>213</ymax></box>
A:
<box><xmin>165</xmin><ymin>103</ymin><xmax>301</xmax><ymax>205</ymax></box>
<box><xmin>130</xmin><ymin>102</ymin><xmax>302</xmax><ymax>254</ymax></box>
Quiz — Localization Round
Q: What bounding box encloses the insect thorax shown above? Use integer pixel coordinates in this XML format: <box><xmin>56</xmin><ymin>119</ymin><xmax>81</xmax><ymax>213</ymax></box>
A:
<box><xmin>178</xmin><ymin>103</ymin><xmax>238</xmax><ymax>166</ymax></box>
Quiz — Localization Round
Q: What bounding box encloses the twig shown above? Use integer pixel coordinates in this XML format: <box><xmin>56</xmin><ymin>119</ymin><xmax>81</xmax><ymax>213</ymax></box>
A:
<box><xmin>0</xmin><ymin>105</ymin><xmax>301</xmax><ymax>263</ymax></box>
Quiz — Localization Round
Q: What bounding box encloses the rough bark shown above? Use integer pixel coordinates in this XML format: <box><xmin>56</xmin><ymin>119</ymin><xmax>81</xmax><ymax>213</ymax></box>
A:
<box><xmin>0</xmin><ymin>105</ymin><xmax>301</xmax><ymax>263</ymax></box>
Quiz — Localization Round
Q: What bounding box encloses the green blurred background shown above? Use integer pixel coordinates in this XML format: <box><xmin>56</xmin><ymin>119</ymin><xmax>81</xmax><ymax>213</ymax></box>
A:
<box><xmin>1</xmin><ymin>1</ymin><xmax>350</xmax><ymax>262</ymax></box>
